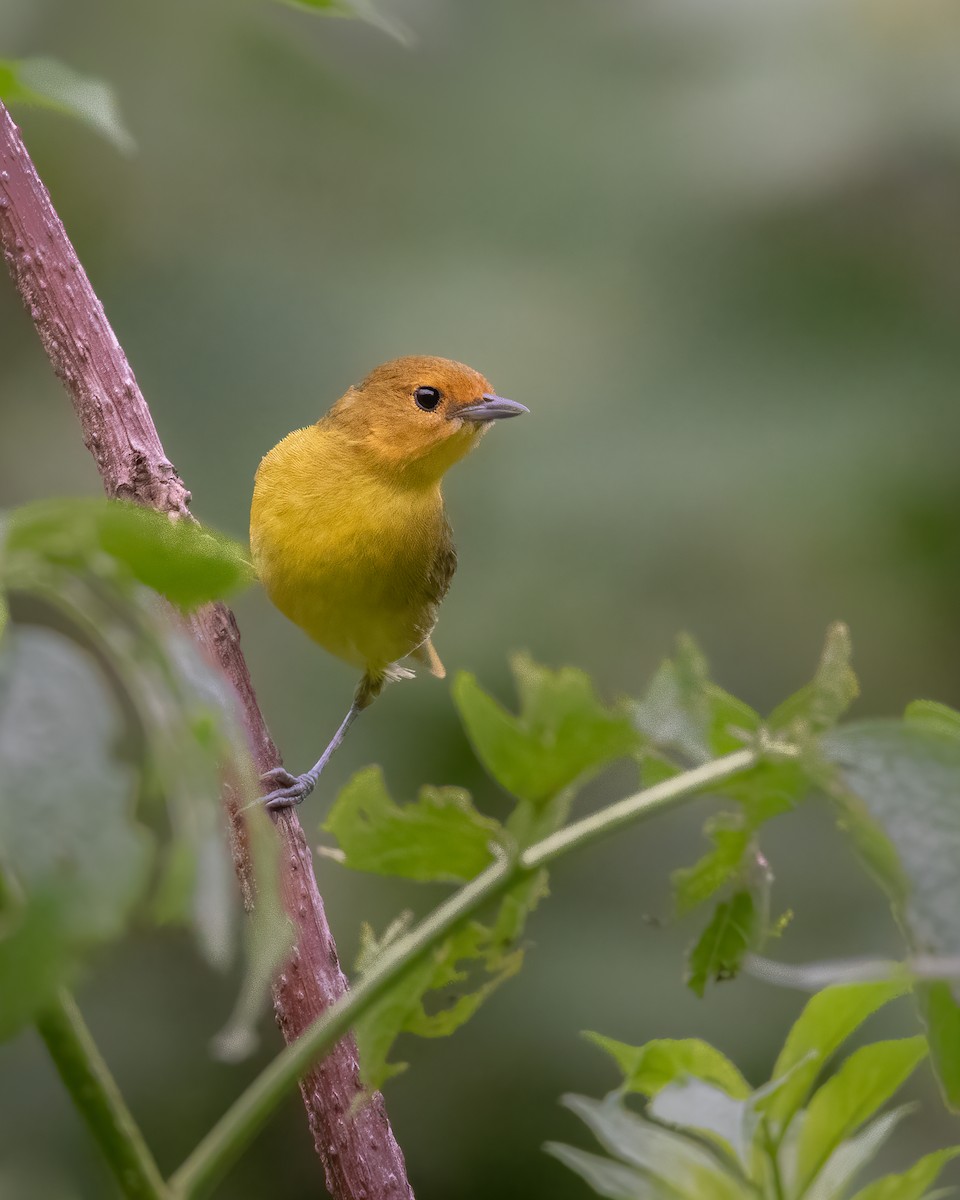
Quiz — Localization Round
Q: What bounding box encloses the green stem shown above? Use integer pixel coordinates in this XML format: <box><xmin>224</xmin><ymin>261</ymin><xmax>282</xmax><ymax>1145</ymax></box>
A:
<box><xmin>35</xmin><ymin>990</ymin><xmax>170</xmax><ymax>1200</ymax></box>
<box><xmin>171</xmin><ymin>746</ymin><xmax>765</xmax><ymax>1199</ymax></box>
<box><xmin>522</xmin><ymin>747</ymin><xmax>757</xmax><ymax>869</ymax></box>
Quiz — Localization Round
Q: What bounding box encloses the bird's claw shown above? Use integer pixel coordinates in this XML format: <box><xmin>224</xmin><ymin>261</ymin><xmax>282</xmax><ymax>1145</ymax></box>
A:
<box><xmin>259</xmin><ymin>766</ymin><xmax>300</xmax><ymax>790</ymax></box>
<box><xmin>259</xmin><ymin>767</ymin><xmax>316</xmax><ymax>811</ymax></box>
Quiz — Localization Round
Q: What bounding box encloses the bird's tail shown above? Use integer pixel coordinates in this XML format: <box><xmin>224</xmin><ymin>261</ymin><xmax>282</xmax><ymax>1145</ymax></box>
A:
<box><xmin>411</xmin><ymin>638</ymin><xmax>446</xmax><ymax>679</ymax></box>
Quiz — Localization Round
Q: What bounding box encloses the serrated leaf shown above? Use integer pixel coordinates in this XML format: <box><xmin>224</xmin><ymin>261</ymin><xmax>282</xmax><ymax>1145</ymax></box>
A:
<box><xmin>768</xmin><ymin>622</ymin><xmax>859</xmax><ymax>737</ymax></box>
<box><xmin>583</xmin><ymin>1032</ymin><xmax>750</xmax><ymax>1100</ymax></box>
<box><xmin>454</xmin><ymin>655</ymin><xmax>639</xmax><ymax>807</ymax></box>
<box><xmin>353</xmin><ymin>928</ymin><xmax>435</xmax><ymax>1087</ymax></box>
<box><xmin>665</xmin><ymin>634</ymin><xmax>846</xmax><ymax>922</ymax></box>
<box><xmin>686</xmin><ymin>891</ymin><xmax>757</xmax><ymax>997</ymax></box>
<box><xmin>0</xmin><ymin>58</ymin><xmax>134</xmax><ymax>153</ymax></box>
<box><xmin>634</xmin><ymin>635</ymin><xmax>758</xmax><ymax>764</ymax></box>
<box><xmin>5</xmin><ymin>499</ymin><xmax>253</xmax><ymax>610</ymax></box>
<box><xmin>354</xmin><ymin>875</ymin><xmax>541</xmax><ymax>1088</ymax></box>
<box><xmin>324</xmin><ymin>766</ymin><xmax>501</xmax><ymax>882</ymax></box>
<box><xmin>710</xmin><ymin>758</ymin><xmax>810</xmax><ymax>828</ymax></box>
<box><xmin>672</xmin><ymin>815</ymin><xmax>752</xmax><ymax>917</ymax></box>
<box><xmin>849</xmin><ymin>1145</ymin><xmax>960</xmax><ymax>1200</ymax></box>
<box><xmin>792</xmin><ymin>1037</ymin><xmax>927</xmax><ymax>1195</ymax></box>
<box><xmin>763</xmin><ymin>980</ymin><xmax>909</xmax><ymax>1140</ymax></box>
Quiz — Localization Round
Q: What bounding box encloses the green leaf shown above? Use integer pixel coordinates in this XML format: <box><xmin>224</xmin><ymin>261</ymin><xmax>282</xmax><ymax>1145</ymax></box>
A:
<box><xmin>849</xmin><ymin>1145</ymin><xmax>960</xmax><ymax>1200</ymax></box>
<box><xmin>0</xmin><ymin>885</ymin><xmax>76</xmax><ymax>1042</ymax></box>
<box><xmin>5</xmin><ymin>498</ymin><xmax>253</xmax><ymax>610</ymax></box>
<box><xmin>686</xmin><ymin>890</ymin><xmax>757</xmax><ymax>997</ymax></box>
<box><xmin>710</xmin><ymin>758</ymin><xmax>810</xmax><ymax>829</ymax></box>
<box><xmin>556</xmin><ymin>1094</ymin><xmax>748</xmax><ymax>1199</ymax></box>
<box><xmin>0</xmin><ymin>58</ymin><xmax>134</xmax><ymax>153</ymax></box>
<box><xmin>352</xmin><ymin>918</ymin><xmax>433</xmax><ymax>1087</ymax></box>
<box><xmin>763</xmin><ymin>979</ymin><xmax>910</xmax><ymax>1140</ymax></box>
<box><xmin>792</xmin><ymin>1037</ymin><xmax>928</xmax><ymax>1195</ymax></box>
<box><xmin>324</xmin><ymin>766</ymin><xmax>501</xmax><ymax>882</ymax></box>
<box><xmin>905</xmin><ymin>699</ymin><xmax>960</xmax><ymax>740</ymax></box>
<box><xmin>403</xmin><ymin>918</ymin><xmax>523</xmax><ymax>1039</ymax></box>
<box><xmin>672</xmin><ymin>815</ymin><xmax>752</xmax><ymax>917</ymax></box>
<box><xmin>916</xmin><ymin>982</ymin><xmax>960</xmax><ymax>1111</ymax></box>
<box><xmin>638</xmin><ymin>752</ymin><xmax>681</xmax><ymax>789</ymax></box>
<box><xmin>454</xmin><ymin>654</ymin><xmax>639</xmax><ymax>807</ymax></box>
<box><xmin>273</xmin><ymin>0</ymin><xmax>412</xmax><ymax>44</ymax></box>
<box><xmin>802</xmin><ymin>1105</ymin><xmax>912</xmax><ymax>1200</ymax></box>
<box><xmin>634</xmin><ymin>635</ymin><xmax>759</xmax><ymax>763</ymax></box>
<box><xmin>558</xmin><ymin>985</ymin><xmax>957</xmax><ymax>1200</ymax></box>
<box><xmin>663</xmin><ymin>633</ymin><xmax>852</xmax><ymax>924</ymax></box>
<box><xmin>0</xmin><ymin>495</ymin><xmax>278</xmax><ymax>1043</ymax></box>
<box><xmin>583</xmin><ymin>1032</ymin><xmax>750</xmax><ymax>1100</ymax></box>
<box><xmin>768</xmin><ymin>621</ymin><xmax>859</xmax><ymax>736</ymax></box>
<box><xmin>543</xmin><ymin>1143</ymin><xmax>671</xmax><ymax>1200</ymax></box>
<box><xmin>354</xmin><ymin>875</ymin><xmax>542</xmax><ymax>1088</ymax></box>
<box><xmin>825</xmin><ymin>715</ymin><xmax>960</xmax><ymax>1108</ymax></box>
<box><xmin>0</xmin><ymin>628</ymin><xmax>152</xmax><ymax>1037</ymax></box>
<box><xmin>825</xmin><ymin>720</ymin><xmax>960</xmax><ymax>960</ymax></box>
<box><xmin>825</xmin><ymin>717</ymin><xmax>960</xmax><ymax>1104</ymax></box>
<box><xmin>648</xmin><ymin>1078</ymin><xmax>750</xmax><ymax>1167</ymax></box>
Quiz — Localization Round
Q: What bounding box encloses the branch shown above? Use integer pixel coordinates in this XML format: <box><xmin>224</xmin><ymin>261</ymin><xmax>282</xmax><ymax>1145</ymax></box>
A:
<box><xmin>172</xmin><ymin>747</ymin><xmax>767</xmax><ymax>1196</ymax></box>
<box><xmin>0</xmin><ymin>100</ymin><xmax>414</xmax><ymax>1200</ymax></box>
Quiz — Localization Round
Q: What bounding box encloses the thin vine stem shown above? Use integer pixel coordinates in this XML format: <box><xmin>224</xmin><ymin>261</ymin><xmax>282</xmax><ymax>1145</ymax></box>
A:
<box><xmin>35</xmin><ymin>990</ymin><xmax>170</xmax><ymax>1200</ymax></box>
<box><xmin>171</xmin><ymin>745</ymin><xmax>771</xmax><ymax>1199</ymax></box>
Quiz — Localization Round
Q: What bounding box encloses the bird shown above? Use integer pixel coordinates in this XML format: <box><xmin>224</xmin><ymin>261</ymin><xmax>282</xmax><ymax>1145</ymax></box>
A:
<box><xmin>250</xmin><ymin>355</ymin><xmax>528</xmax><ymax>809</ymax></box>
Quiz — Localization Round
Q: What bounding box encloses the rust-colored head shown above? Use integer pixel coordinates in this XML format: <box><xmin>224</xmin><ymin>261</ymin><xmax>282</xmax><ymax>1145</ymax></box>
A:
<box><xmin>327</xmin><ymin>355</ymin><xmax>526</xmax><ymax>482</ymax></box>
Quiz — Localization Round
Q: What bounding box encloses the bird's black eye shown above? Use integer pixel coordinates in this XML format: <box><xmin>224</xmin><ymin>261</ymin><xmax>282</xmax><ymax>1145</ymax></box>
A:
<box><xmin>413</xmin><ymin>386</ymin><xmax>442</xmax><ymax>412</ymax></box>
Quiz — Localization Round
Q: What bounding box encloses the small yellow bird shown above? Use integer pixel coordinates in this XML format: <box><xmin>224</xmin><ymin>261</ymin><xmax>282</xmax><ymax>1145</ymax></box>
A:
<box><xmin>250</xmin><ymin>355</ymin><xmax>527</xmax><ymax>808</ymax></box>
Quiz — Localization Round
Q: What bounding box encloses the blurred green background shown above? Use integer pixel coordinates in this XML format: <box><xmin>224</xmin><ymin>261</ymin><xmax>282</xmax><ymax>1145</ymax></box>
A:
<box><xmin>3</xmin><ymin>0</ymin><xmax>960</xmax><ymax>1195</ymax></box>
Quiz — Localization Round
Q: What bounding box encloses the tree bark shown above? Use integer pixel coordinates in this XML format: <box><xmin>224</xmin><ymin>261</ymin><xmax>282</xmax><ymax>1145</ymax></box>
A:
<box><xmin>0</xmin><ymin>99</ymin><xmax>413</xmax><ymax>1200</ymax></box>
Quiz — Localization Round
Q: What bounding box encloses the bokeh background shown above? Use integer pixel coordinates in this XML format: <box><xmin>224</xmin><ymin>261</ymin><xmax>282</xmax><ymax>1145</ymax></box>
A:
<box><xmin>3</xmin><ymin>0</ymin><xmax>960</xmax><ymax>1195</ymax></box>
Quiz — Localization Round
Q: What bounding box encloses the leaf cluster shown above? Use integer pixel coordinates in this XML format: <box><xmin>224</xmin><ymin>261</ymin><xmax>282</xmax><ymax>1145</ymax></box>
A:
<box><xmin>326</xmin><ymin>620</ymin><xmax>960</xmax><ymax>1117</ymax></box>
<box><xmin>550</xmin><ymin>982</ymin><xmax>957</xmax><ymax>1200</ymax></box>
<box><xmin>0</xmin><ymin>498</ymin><xmax>283</xmax><ymax>1053</ymax></box>
<box><xmin>322</xmin><ymin>654</ymin><xmax>643</xmax><ymax>1087</ymax></box>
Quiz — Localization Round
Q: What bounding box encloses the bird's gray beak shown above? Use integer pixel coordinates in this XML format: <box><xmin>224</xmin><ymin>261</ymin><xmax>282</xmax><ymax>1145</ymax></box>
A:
<box><xmin>456</xmin><ymin>393</ymin><xmax>529</xmax><ymax>422</ymax></box>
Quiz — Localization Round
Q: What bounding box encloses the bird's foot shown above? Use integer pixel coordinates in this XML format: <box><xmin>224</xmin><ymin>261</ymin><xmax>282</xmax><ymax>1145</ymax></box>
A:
<box><xmin>259</xmin><ymin>767</ymin><xmax>317</xmax><ymax>811</ymax></box>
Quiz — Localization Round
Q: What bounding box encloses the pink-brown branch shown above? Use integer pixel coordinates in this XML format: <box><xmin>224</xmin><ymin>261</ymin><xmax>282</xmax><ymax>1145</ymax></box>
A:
<box><xmin>0</xmin><ymin>100</ymin><xmax>413</xmax><ymax>1200</ymax></box>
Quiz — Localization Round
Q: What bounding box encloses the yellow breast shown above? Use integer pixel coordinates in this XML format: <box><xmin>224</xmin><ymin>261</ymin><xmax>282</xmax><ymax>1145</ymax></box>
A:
<box><xmin>250</xmin><ymin>423</ymin><xmax>449</xmax><ymax>673</ymax></box>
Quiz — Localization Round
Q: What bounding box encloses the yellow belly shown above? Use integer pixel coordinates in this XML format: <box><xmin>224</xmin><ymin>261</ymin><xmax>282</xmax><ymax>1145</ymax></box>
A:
<box><xmin>250</xmin><ymin>429</ymin><xmax>447</xmax><ymax>674</ymax></box>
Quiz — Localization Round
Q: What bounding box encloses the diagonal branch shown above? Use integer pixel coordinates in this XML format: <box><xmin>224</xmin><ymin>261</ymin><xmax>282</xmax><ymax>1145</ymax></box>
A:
<box><xmin>0</xmin><ymin>99</ymin><xmax>414</xmax><ymax>1200</ymax></box>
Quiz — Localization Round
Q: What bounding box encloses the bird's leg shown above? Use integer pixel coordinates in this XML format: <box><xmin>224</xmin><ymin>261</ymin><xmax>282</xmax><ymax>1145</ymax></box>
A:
<box><xmin>259</xmin><ymin>672</ymin><xmax>383</xmax><ymax>810</ymax></box>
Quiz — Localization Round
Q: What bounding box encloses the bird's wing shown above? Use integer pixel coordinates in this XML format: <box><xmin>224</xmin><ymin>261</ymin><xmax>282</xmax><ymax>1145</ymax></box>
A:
<box><xmin>426</xmin><ymin>518</ymin><xmax>458</xmax><ymax>606</ymax></box>
<box><xmin>410</xmin><ymin>521</ymin><xmax>457</xmax><ymax>679</ymax></box>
